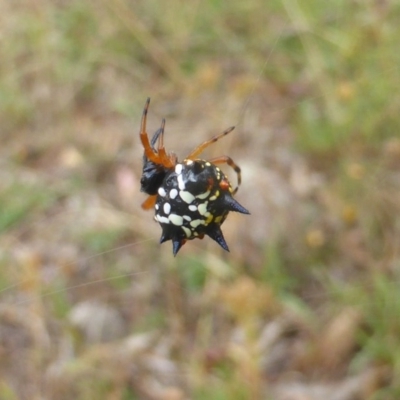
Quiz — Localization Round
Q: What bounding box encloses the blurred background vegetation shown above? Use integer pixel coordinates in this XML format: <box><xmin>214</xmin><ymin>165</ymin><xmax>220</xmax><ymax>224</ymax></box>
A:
<box><xmin>0</xmin><ymin>0</ymin><xmax>400</xmax><ymax>399</ymax></box>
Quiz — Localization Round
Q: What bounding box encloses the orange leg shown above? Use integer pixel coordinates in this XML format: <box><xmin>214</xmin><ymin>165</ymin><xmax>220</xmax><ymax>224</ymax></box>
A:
<box><xmin>140</xmin><ymin>98</ymin><xmax>161</xmax><ymax>163</ymax></box>
<box><xmin>207</xmin><ymin>155</ymin><xmax>242</xmax><ymax>194</ymax></box>
<box><xmin>141</xmin><ymin>195</ymin><xmax>157</xmax><ymax>210</ymax></box>
<box><xmin>186</xmin><ymin>126</ymin><xmax>235</xmax><ymax>160</ymax></box>
<box><xmin>140</xmin><ymin>98</ymin><xmax>175</xmax><ymax>168</ymax></box>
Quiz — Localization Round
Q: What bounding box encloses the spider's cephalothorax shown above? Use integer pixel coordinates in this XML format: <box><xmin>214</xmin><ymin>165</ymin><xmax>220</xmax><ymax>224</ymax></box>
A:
<box><xmin>139</xmin><ymin>98</ymin><xmax>249</xmax><ymax>256</ymax></box>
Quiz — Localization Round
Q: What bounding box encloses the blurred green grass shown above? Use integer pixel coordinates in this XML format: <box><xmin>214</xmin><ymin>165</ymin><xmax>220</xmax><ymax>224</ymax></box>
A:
<box><xmin>0</xmin><ymin>0</ymin><xmax>400</xmax><ymax>399</ymax></box>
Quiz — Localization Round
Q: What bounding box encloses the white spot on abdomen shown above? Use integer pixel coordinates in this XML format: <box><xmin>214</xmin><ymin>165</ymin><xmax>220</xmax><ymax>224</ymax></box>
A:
<box><xmin>196</xmin><ymin>190</ymin><xmax>210</xmax><ymax>200</ymax></box>
<box><xmin>158</xmin><ymin>187</ymin><xmax>167</xmax><ymax>197</ymax></box>
<box><xmin>190</xmin><ymin>219</ymin><xmax>204</xmax><ymax>228</ymax></box>
<box><xmin>175</xmin><ymin>164</ymin><xmax>183</xmax><ymax>174</ymax></box>
<box><xmin>169</xmin><ymin>189</ymin><xmax>178</xmax><ymax>199</ymax></box>
<box><xmin>198</xmin><ymin>202</ymin><xmax>208</xmax><ymax>215</ymax></box>
<box><xmin>156</xmin><ymin>215</ymin><xmax>170</xmax><ymax>224</ymax></box>
<box><xmin>182</xmin><ymin>226</ymin><xmax>191</xmax><ymax>237</ymax></box>
<box><xmin>179</xmin><ymin>190</ymin><xmax>195</xmax><ymax>204</ymax></box>
<box><xmin>163</xmin><ymin>202</ymin><xmax>171</xmax><ymax>214</ymax></box>
<box><xmin>169</xmin><ymin>214</ymin><xmax>184</xmax><ymax>226</ymax></box>
<box><xmin>177</xmin><ymin>174</ymin><xmax>185</xmax><ymax>190</ymax></box>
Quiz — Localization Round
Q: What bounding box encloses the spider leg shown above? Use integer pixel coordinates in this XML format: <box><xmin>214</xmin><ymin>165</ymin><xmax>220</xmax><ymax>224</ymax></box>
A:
<box><xmin>150</xmin><ymin>127</ymin><xmax>164</xmax><ymax>149</ymax></box>
<box><xmin>141</xmin><ymin>194</ymin><xmax>157</xmax><ymax>210</ymax></box>
<box><xmin>186</xmin><ymin>126</ymin><xmax>235</xmax><ymax>160</ymax></box>
<box><xmin>140</xmin><ymin>98</ymin><xmax>163</xmax><ymax>164</ymax></box>
<box><xmin>157</xmin><ymin>119</ymin><xmax>175</xmax><ymax>168</ymax></box>
<box><xmin>207</xmin><ymin>155</ymin><xmax>242</xmax><ymax>194</ymax></box>
<box><xmin>142</xmin><ymin>101</ymin><xmax>176</xmax><ymax>168</ymax></box>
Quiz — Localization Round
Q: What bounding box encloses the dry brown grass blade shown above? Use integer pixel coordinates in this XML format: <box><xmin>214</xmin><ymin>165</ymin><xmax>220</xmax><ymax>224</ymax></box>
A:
<box><xmin>104</xmin><ymin>0</ymin><xmax>186</xmax><ymax>89</ymax></box>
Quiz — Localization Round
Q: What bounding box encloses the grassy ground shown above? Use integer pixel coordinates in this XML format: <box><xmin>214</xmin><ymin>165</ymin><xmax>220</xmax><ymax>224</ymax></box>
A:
<box><xmin>1</xmin><ymin>0</ymin><xmax>400</xmax><ymax>399</ymax></box>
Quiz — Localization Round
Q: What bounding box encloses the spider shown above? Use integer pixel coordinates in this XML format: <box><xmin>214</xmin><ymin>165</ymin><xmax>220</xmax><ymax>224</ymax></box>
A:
<box><xmin>139</xmin><ymin>98</ymin><xmax>249</xmax><ymax>256</ymax></box>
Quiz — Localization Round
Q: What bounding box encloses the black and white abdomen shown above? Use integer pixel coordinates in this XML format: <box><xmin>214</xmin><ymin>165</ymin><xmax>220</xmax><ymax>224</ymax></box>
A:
<box><xmin>154</xmin><ymin>159</ymin><xmax>250</xmax><ymax>255</ymax></box>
